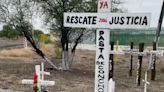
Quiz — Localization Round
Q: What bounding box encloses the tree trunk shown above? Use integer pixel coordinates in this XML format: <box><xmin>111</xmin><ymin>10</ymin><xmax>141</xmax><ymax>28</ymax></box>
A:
<box><xmin>62</xmin><ymin>50</ymin><xmax>70</xmax><ymax>70</ymax></box>
<box><xmin>69</xmin><ymin>51</ymin><xmax>75</xmax><ymax>69</ymax></box>
<box><xmin>61</xmin><ymin>28</ymin><xmax>83</xmax><ymax>70</ymax></box>
<box><xmin>62</xmin><ymin>51</ymin><xmax>66</xmax><ymax>70</ymax></box>
<box><xmin>61</xmin><ymin>29</ymin><xmax>71</xmax><ymax>70</ymax></box>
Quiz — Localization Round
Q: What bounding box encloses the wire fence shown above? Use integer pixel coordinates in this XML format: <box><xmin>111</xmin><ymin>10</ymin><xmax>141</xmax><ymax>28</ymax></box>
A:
<box><xmin>110</xmin><ymin>29</ymin><xmax>164</xmax><ymax>46</ymax></box>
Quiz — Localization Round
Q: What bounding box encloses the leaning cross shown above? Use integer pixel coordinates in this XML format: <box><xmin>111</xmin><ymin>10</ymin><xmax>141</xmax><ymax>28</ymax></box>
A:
<box><xmin>63</xmin><ymin>0</ymin><xmax>151</xmax><ymax>92</ymax></box>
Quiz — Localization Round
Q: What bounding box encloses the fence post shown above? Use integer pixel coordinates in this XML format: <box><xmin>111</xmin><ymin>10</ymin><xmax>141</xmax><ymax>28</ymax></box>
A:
<box><xmin>129</xmin><ymin>42</ymin><xmax>133</xmax><ymax>76</ymax></box>
<box><xmin>151</xmin><ymin>42</ymin><xmax>156</xmax><ymax>80</ymax></box>
<box><xmin>109</xmin><ymin>41</ymin><xmax>114</xmax><ymax>79</ymax></box>
<box><xmin>137</xmin><ymin>43</ymin><xmax>144</xmax><ymax>86</ymax></box>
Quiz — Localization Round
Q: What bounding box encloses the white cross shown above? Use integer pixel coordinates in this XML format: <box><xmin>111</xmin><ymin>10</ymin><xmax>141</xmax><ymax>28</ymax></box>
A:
<box><xmin>109</xmin><ymin>50</ymin><xmax>124</xmax><ymax>55</ymax></box>
<box><xmin>142</xmin><ymin>71</ymin><xmax>150</xmax><ymax>92</ymax></box>
<box><xmin>22</xmin><ymin>63</ymin><xmax>55</xmax><ymax>91</ymax></box>
<box><xmin>147</xmin><ymin>50</ymin><xmax>164</xmax><ymax>70</ymax></box>
<box><xmin>123</xmin><ymin>49</ymin><xmax>164</xmax><ymax>56</ymax></box>
<box><xmin>63</xmin><ymin>0</ymin><xmax>151</xmax><ymax>92</ymax></box>
<box><xmin>108</xmin><ymin>78</ymin><xmax>115</xmax><ymax>92</ymax></box>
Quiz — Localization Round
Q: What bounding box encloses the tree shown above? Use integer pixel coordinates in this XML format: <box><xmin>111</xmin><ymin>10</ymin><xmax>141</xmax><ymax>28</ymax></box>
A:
<box><xmin>32</xmin><ymin>29</ymin><xmax>44</xmax><ymax>45</ymax></box>
<box><xmin>0</xmin><ymin>24</ymin><xmax>20</xmax><ymax>39</ymax></box>
<box><xmin>0</xmin><ymin>0</ymin><xmax>58</xmax><ymax>69</ymax></box>
<box><xmin>32</xmin><ymin>0</ymin><xmax>96</xmax><ymax>70</ymax></box>
<box><xmin>33</xmin><ymin>0</ymin><xmax>125</xmax><ymax>70</ymax></box>
<box><xmin>111</xmin><ymin>0</ymin><xmax>127</xmax><ymax>12</ymax></box>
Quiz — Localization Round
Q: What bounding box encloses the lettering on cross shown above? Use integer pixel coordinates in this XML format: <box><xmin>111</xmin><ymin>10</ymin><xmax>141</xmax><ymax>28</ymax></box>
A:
<box><xmin>100</xmin><ymin>1</ymin><xmax>108</xmax><ymax>9</ymax></box>
<box><xmin>63</xmin><ymin>0</ymin><xmax>151</xmax><ymax>92</ymax></box>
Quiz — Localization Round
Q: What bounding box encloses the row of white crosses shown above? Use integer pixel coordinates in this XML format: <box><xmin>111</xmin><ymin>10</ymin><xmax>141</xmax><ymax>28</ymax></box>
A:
<box><xmin>64</xmin><ymin>0</ymin><xmax>151</xmax><ymax>92</ymax></box>
<box><xmin>102</xmin><ymin>43</ymin><xmax>164</xmax><ymax>92</ymax></box>
<box><xmin>124</xmin><ymin>48</ymin><xmax>164</xmax><ymax>70</ymax></box>
<box><xmin>120</xmin><ymin>43</ymin><xmax>164</xmax><ymax>92</ymax></box>
<box><xmin>22</xmin><ymin>61</ymin><xmax>55</xmax><ymax>92</ymax></box>
<box><xmin>105</xmin><ymin>43</ymin><xmax>164</xmax><ymax>92</ymax></box>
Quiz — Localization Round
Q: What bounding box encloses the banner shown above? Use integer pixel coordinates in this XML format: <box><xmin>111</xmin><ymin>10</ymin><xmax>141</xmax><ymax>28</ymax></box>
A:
<box><xmin>64</xmin><ymin>13</ymin><xmax>151</xmax><ymax>29</ymax></box>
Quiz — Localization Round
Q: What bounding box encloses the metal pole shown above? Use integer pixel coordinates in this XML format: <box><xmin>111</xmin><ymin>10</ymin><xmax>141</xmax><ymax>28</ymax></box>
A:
<box><xmin>154</xmin><ymin>0</ymin><xmax>164</xmax><ymax>46</ymax></box>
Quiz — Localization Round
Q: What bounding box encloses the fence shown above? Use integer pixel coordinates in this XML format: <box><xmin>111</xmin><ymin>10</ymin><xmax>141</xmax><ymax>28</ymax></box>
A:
<box><xmin>110</xmin><ymin>29</ymin><xmax>164</xmax><ymax>46</ymax></box>
<box><xmin>82</xmin><ymin>28</ymin><xmax>164</xmax><ymax>46</ymax></box>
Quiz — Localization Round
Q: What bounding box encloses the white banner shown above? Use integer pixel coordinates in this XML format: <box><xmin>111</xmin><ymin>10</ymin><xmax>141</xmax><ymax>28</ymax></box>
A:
<box><xmin>64</xmin><ymin>13</ymin><xmax>151</xmax><ymax>29</ymax></box>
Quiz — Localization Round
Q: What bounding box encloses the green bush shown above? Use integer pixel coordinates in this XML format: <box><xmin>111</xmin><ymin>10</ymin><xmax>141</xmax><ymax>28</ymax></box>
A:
<box><xmin>44</xmin><ymin>39</ymin><xmax>53</xmax><ymax>44</ymax></box>
<box><xmin>54</xmin><ymin>47</ymin><xmax>62</xmax><ymax>59</ymax></box>
<box><xmin>0</xmin><ymin>24</ymin><xmax>20</xmax><ymax>39</ymax></box>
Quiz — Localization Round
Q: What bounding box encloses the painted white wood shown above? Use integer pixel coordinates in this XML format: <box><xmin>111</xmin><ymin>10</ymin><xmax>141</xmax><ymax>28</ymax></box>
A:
<box><xmin>22</xmin><ymin>64</ymin><xmax>55</xmax><ymax>91</ymax></box>
<box><xmin>22</xmin><ymin>79</ymin><xmax>33</xmax><ymax>84</ymax></box>
<box><xmin>22</xmin><ymin>79</ymin><xmax>55</xmax><ymax>86</ymax></box>
<box><xmin>142</xmin><ymin>72</ymin><xmax>150</xmax><ymax>92</ymax></box>
<box><xmin>98</xmin><ymin>0</ymin><xmax>111</xmax><ymax>12</ymax></box>
<box><xmin>63</xmin><ymin>0</ymin><xmax>152</xmax><ymax>92</ymax></box>
<box><xmin>41</xmin><ymin>71</ymin><xmax>50</xmax><ymax>75</ymax></box>
<box><xmin>40</xmin><ymin>80</ymin><xmax>55</xmax><ymax>86</ymax></box>
<box><xmin>95</xmin><ymin>0</ymin><xmax>111</xmax><ymax>92</ymax></box>
<box><xmin>95</xmin><ymin>29</ymin><xmax>110</xmax><ymax>92</ymax></box>
<box><xmin>108</xmin><ymin>79</ymin><xmax>115</xmax><ymax>92</ymax></box>
<box><xmin>35</xmin><ymin>65</ymin><xmax>41</xmax><ymax>91</ymax></box>
<box><xmin>23</xmin><ymin>37</ymin><xmax>28</xmax><ymax>48</ymax></box>
<box><xmin>64</xmin><ymin>13</ymin><xmax>151</xmax><ymax>29</ymax></box>
<box><xmin>41</xmin><ymin>61</ymin><xmax>44</xmax><ymax>80</ymax></box>
<box><xmin>109</xmin><ymin>50</ymin><xmax>124</xmax><ymax>54</ymax></box>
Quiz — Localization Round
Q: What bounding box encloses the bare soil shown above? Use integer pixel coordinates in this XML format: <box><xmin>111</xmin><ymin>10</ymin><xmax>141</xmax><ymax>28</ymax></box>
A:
<box><xmin>0</xmin><ymin>39</ymin><xmax>164</xmax><ymax>92</ymax></box>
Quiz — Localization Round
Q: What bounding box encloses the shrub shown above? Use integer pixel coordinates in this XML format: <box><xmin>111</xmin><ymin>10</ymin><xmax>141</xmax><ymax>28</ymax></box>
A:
<box><xmin>54</xmin><ymin>47</ymin><xmax>62</xmax><ymax>59</ymax></box>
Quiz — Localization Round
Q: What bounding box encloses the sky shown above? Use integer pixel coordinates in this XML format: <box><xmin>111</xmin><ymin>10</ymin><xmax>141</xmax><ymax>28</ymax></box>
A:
<box><xmin>0</xmin><ymin>0</ymin><xmax>163</xmax><ymax>33</ymax></box>
<box><xmin>34</xmin><ymin>0</ymin><xmax>163</xmax><ymax>33</ymax></box>
<box><xmin>122</xmin><ymin>0</ymin><xmax>163</xmax><ymax>27</ymax></box>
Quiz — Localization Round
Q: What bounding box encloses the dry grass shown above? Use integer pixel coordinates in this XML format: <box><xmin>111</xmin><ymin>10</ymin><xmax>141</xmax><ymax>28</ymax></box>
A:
<box><xmin>0</xmin><ymin>44</ymin><xmax>55</xmax><ymax>58</ymax></box>
<box><xmin>40</xmin><ymin>43</ymin><xmax>55</xmax><ymax>56</ymax></box>
<box><xmin>0</xmin><ymin>50</ymin><xmax>164</xmax><ymax>92</ymax></box>
<box><xmin>159</xmin><ymin>60</ymin><xmax>164</xmax><ymax>73</ymax></box>
<box><xmin>0</xmin><ymin>48</ymin><xmax>34</xmax><ymax>57</ymax></box>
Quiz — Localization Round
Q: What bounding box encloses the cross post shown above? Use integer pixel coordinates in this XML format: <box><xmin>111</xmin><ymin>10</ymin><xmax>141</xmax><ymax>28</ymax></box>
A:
<box><xmin>142</xmin><ymin>71</ymin><xmax>150</xmax><ymax>92</ymax></box>
<box><xmin>63</xmin><ymin>0</ymin><xmax>151</xmax><ymax>91</ymax></box>
<box><xmin>22</xmin><ymin>64</ymin><xmax>55</xmax><ymax>91</ymax></box>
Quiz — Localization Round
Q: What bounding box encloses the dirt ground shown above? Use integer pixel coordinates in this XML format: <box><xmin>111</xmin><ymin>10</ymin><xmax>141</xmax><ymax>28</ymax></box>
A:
<box><xmin>0</xmin><ymin>48</ymin><xmax>164</xmax><ymax>92</ymax></box>
<box><xmin>0</xmin><ymin>38</ymin><xmax>163</xmax><ymax>92</ymax></box>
